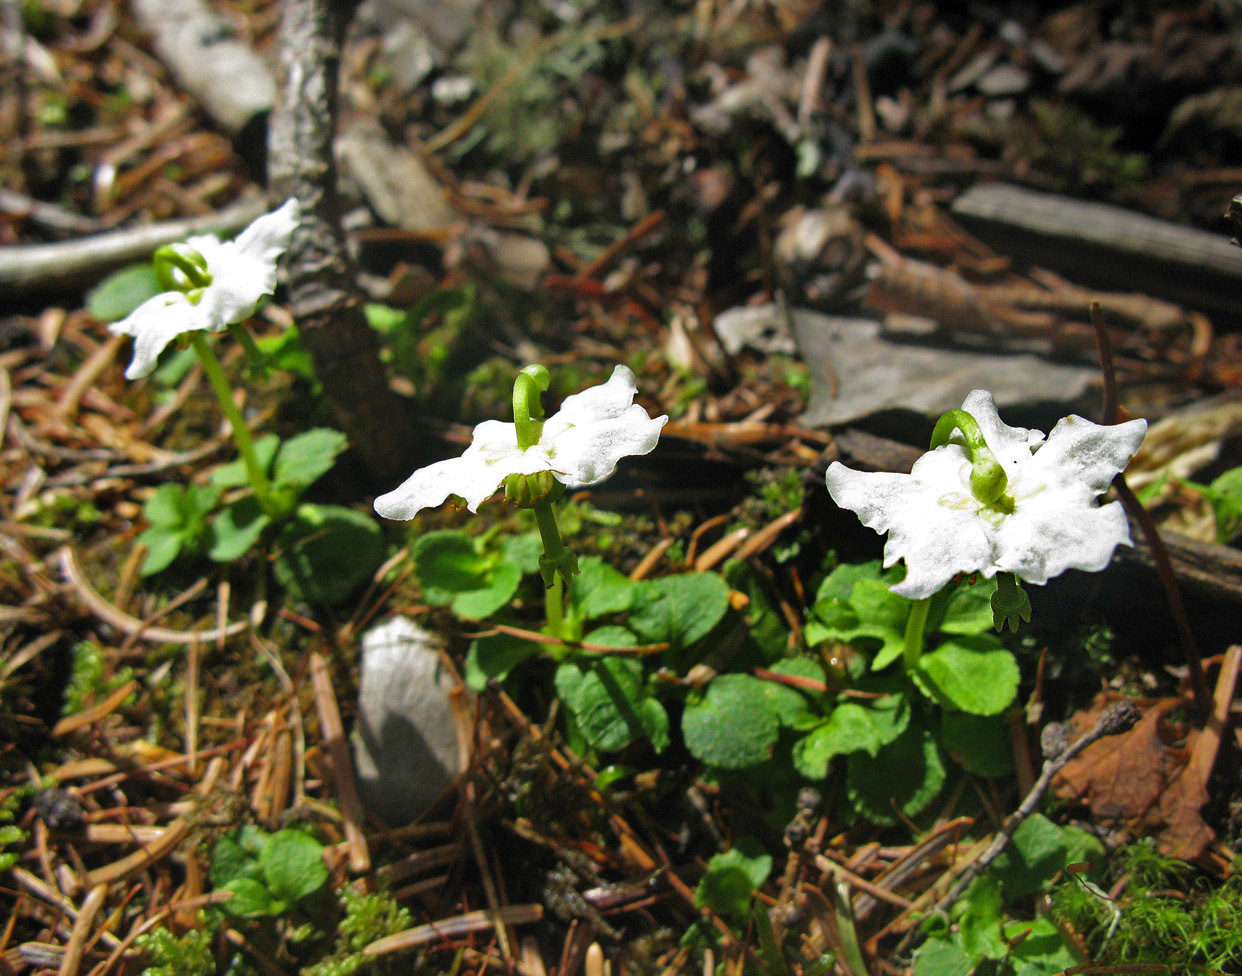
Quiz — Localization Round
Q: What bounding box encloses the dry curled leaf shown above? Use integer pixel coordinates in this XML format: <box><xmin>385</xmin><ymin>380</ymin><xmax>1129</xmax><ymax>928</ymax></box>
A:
<box><xmin>1052</xmin><ymin>694</ymin><xmax>1213</xmax><ymax>861</ymax></box>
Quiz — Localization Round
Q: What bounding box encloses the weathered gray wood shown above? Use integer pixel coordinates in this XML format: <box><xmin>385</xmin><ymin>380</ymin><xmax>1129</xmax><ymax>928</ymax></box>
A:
<box><xmin>952</xmin><ymin>182</ymin><xmax>1242</xmax><ymax>324</ymax></box>
<box><xmin>131</xmin><ymin>0</ymin><xmax>274</xmax><ymax>136</ymax></box>
<box><xmin>267</xmin><ymin>0</ymin><xmax>410</xmax><ymax>483</ymax></box>
<box><xmin>0</xmin><ymin>196</ymin><xmax>267</xmax><ymax>293</ymax></box>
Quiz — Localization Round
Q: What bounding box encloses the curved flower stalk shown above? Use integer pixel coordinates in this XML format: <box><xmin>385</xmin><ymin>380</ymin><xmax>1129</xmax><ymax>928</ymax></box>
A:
<box><xmin>374</xmin><ymin>365</ymin><xmax>668</xmax><ymax>519</ymax></box>
<box><xmin>826</xmin><ymin>390</ymin><xmax>1147</xmax><ymax>634</ymax></box>
<box><xmin>109</xmin><ymin>199</ymin><xmax>300</xmax><ymax>379</ymax></box>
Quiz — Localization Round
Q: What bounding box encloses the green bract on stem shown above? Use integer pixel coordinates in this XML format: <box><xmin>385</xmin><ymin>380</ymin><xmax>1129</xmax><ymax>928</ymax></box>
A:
<box><xmin>930</xmin><ymin>408</ymin><xmax>1015</xmax><ymax>513</ymax></box>
<box><xmin>189</xmin><ymin>332</ymin><xmax>277</xmax><ymax>516</ymax></box>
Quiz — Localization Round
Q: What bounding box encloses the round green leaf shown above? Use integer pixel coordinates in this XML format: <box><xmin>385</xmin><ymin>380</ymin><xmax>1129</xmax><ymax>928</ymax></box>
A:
<box><xmin>222</xmin><ymin>878</ymin><xmax>284</xmax><ymax>918</ymax></box>
<box><xmin>272</xmin><ymin>428</ymin><xmax>348</xmax><ymax>492</ymax></box>
<box><xmin>465</xmin><ymin>632</ymin><xmax>540</xmax><ymax>690</ymax></box>
<box><xmin>846</xmin><ymin>722</ymin><xmax>945</xmax><ymax>825</ymax></box>
<box><xmin>629</xmin><ymin>572</ymin><xmax>729</xmax><ymax>649</ymax></box>
<box><xmin>682</xmin><ymin>674</ymin><xmax>780</xmax><ymax>769</ymax></box>
<box><xmin>915</xmin><ymin>637</ymin><xmax>1020</xmax><ymax>716</ymax></box>
<box><xmin>792</xmin><ymin>702</ymin><xmax>883</xmax><ymax>779</ymax></box>
<box><xmin>273</xmin><ymin>504</ymin><xmax>383</xmax><ymax>604</ymax></box>
<box><xmin>260</xmin><ymin>828</ymin><xmax>328</xmax><ymax>904</ymax></box>
<box><xmin>451</xmin><ymin>561</ymin><xmax>520</xmax><ymax>618</ymax></box>
<box><xmin>87</xmin><ymin>263</ymin><xmax>163</xmax><ymax>322</ymax></box>
<box><xmin>554</xmin><ymin>658</ymin><xmax>669</xmax><ymax>753</ymax></box>
<box><xmin>940</xmin><ymin>711</ymin><xmax>1013</xmax><ymax>777</ymax></box>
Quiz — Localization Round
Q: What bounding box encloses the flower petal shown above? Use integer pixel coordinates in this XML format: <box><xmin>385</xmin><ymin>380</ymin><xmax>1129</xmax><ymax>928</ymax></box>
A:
<box><xmin>996</xmin><ymin>498</ymin><xmax>1132</xmax><ymax>584</ymax></box>
<box><xmin>1028</xmin><ymin>415</ymin><xmax>1147</xmax><ymax>494</ymax></box>
<box><xmin>374</xmin><ymin>420</ymin><xmax>542</xmax><ymax>518</ymax></box>
<box><xmin>541</xmin><ymin>365</ymin><xmax>667</xmax><ymax>486</ymax></box>
<box><xmin>109</xmin><ymin>292</ymin><xmax>208</xmax><ymax>379</ymax></box>
<box><xmin>198</xmin><ymin>200</ymin><xmax>300</xmax><ymax>326</ymax></box>
<box><xmin>960</xmin><ymin>389</ymin><xmax>1045</xmax><ymax>456</ymax></box>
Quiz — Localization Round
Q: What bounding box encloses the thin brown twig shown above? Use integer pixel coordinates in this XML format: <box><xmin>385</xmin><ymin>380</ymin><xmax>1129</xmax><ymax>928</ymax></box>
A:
<box><xmin>1090</xmin><ymin>300</ymin><xmax>1209</xmax><ymax>714</ymax></box>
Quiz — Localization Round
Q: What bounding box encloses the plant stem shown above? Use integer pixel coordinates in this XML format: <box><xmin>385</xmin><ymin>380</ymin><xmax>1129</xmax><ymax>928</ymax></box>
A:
<box><xmin>903</xmin><ymin>596</ymin><xmax>932</xmax><ymax>671</ymax></box>
<box><xmin>190</xmin><ymin>332</ymin><xmax>275</xmax><ymax>514</ymax></box>
<box><xmin>533</xmin><ymin>498</ymin><xmax>569</xmax><ymax>633</ymax></box>
<box><xmin>545</xmin><ymin>572</ymin><xmax>564</xmax><ymax>635</ymax></box>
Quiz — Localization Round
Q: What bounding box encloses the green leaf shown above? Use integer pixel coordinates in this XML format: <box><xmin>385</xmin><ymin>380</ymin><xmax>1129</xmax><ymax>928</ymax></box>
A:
<box><xmin>451</xmin><ymin>562</ymin><xmax>521</xmax><ymax>618</ymax></box>
<box><xmin>792</xmin><ymin>702</ymin><xmax>884</xmax><ymax>779</ymax></box>
<box><xmin>809</xmin><ymin>563</ymin><xmax>909</xmax><ymax>669</ymax></box>
<box><xmin>935</xmin><ymin>577</ymin><xmax>999</xmax><ymax>636</ymax></box>
<box><xmin>207</xmin><ymin>496</ymin><xmax>270</xmax><ymax>562</ymax></box>
<box><xmin>1006</xmin><ymin>916</ymin><xmax>1081</xmax><ymax>975</ymax></box>
<box><xmin>852</xmin><ymin>676</ymin><xmax>910</xmax><ymax>747</ymax></box>
<box><xmin>502</xmin><ymin>532</ymin><xmax>543</xmax><ymax>575</ymax></box>
<box><xmin>571</xmin><ymin>556</ymin><xmax>637</xmax><ymax>619</ymax></box>
<box><xmin>210</xmin><ymin>435</ymin><xmax>279</xmax><ymax>489</ymax></box>
<box><xmin>629</xmin><ymin>572</ymin><xmax>729</xmax><ymax>649</ymax></box>
<box><xmin>912</xmin><ymin>936</ymin><xmax>973</xmax><ymax>976</ymax></box>
<box><xmin>87</xmin><ymin>263</ymin><xmax>163</xmax><ymax>322</ymax></box>
<box><xmin>260</xmin><ymin>828</ymin><xmax>328</xmax><ymax>905</ymax></box>
<box><xmin>846</xmin><ymin>722</ymin><xmax>945</xmax><ymax>825</ymax></box>
<box><xmin>682</xmin><ymin>673</ymin><xmax>781</xmax><ymax>769</ymax></box>
<box><xmin>143</xmin><ymin>483</ymin><xmax>219</xmax><ymax>528</ymax></box>
<box><xmin>273</xmin><ymin>504</ymin><xmax>384</xmax><ymax>604</ymax></box>
<box><xmin>940</xmin><ymin>711</ymin><xmax>1013</xmax><ymax>777</ymax></box>
<box><xmin>272</xmin><ymin>428</ymin><xmax>348</xmax><ymax>492</ymax></box>
<box><xmin>915</xmin><ymin>636</ymin><xmax>1020</xmax><ymax>716</ymax></box>
<box><xmin>990</xmin><ymin>814</ymin><xmax>1074</xmax><ymax>900</ymax></box>
<box><xmin>209</xmin><ymin>826</ymin><xmax>268</xmax><ymax>888</ymax></box>
<box><xmin>414</xmin><ymin>531</ymin><xmax>492</xmax><ymax>601</ymax></box>
<box><xmin>465</xmin><ymin>632</ymin><xmax>541</xmax><ymax>690</ymax></box>
<box><xmin>582</xmin><ymin>625</ymin><xmax>641</xmax><ymax>649</ymax></box>
<box><xmin>694</xmin><ymin>839</ymin><xmax>772</xmax><ymax>921</ymax></box>
<box><xmin>554</xmin><ymin>658</ymin><xmax>669</xmax><ymax>753</ymax></box>
<box><xmin>138</xmin><ymin>526</ymin><xmax>187</xmax><ymax>577</ymax></box>
<box><xmin>254</xmin><ymin>325</ymin><xmax>317</xmax><ymax>386</ymax></box>
<box><xmin>413</xmin><ymin>531</ymin><xmax>520</xmax><ymax>618</ymax></box>
<box><xmin>726</xmin><ymin>561</ymin><xmax>791</xmax><ymax>661</ymax></box>
<box><xmin>223</xmin><ymin>877</ymin><xmax>285</xmax><ymax>917</ymax></box>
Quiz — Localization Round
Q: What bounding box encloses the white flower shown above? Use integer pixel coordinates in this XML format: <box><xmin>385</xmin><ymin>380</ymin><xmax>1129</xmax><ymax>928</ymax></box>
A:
<box><xmin>375</xmin><ymin>365</ymin><xmax>668</xmax><ymax>519</ymax></box>
<box><xmin>110</xmin><ymin>199</ymin><xmax>300</xmax><ymax>379</ymax></box>
<box><xmin>825</xmin><ymin>390</ymin><xmax>1148</xmax><ymax>599</ymax></box>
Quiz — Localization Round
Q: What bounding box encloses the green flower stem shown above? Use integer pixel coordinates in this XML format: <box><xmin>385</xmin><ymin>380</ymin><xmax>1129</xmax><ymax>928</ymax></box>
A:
<box><xmin>903</xmin><ymin>596</ymin><xmax>933</xmax><ymax>672</ymax></box>
<box><xmin>190</xmin><ymin>332</ymin><xmax>275</xmax><ymax>515</ymax></box>
<box><xmin>533</xmin><ymin>497</ymin><xmax>575</xmax><ymax>633</ymax></box>
<box><xmin>513</xmin><ymin>364</ymin><xmax>550</xmax><ymax>451</ymax></box>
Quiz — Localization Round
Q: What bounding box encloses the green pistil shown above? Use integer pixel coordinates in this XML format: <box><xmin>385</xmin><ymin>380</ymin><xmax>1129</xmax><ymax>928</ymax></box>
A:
<box><xmin>513</xmin><ymin>364</ymin><xmax>550</xmax><ymax>451</ymax></box>
<box><xmin>931</xmin><ymin>407</ymin><xmax>1016</xmax><ymax>514</ymax></box>
<box><xmin>153</xmin><ymin>244</ymin><xmax>212</xmax><ymax>293</ymax></box>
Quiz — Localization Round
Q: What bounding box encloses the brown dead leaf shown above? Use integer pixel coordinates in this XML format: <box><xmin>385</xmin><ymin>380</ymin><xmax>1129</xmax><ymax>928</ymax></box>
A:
<box><xmin>1053</xmin><ymin>694</ymin><xmax>1214</xmax><ymax>861</ymax></box>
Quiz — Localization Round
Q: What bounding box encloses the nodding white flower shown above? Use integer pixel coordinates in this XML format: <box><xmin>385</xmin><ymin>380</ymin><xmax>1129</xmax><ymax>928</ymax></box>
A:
<box><xmin>825</xmin><ymin>390</ymin><xmax>1147</xmax><ymax>600</ymax></box>
<box><xmin>110</xmin><ymin>199</ymin><xmax>300</xmax><ymax>379</ymax></box>
<box><xmin>375</xmin><ymin>365</ymin><xmax>668</xmax><ymax>520</ymax></box>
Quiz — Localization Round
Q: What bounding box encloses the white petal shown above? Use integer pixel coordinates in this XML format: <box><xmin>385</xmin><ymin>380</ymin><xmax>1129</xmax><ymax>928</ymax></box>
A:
<box><xmin>996</xmin><ymin>498</ymin><xmax>1132</xmax><ymax>584</ymax></box>
<box><xmin>541</xmin><ymin>365</ymin><xmax>667</xmax><ymax>486</ymax></box>
<box><xmin>200</xmin><ymin>201</ymin><xmax>299</xmax><ymax>325</ymax></box>
<box><xmin>110</xmin><ymin>292</ymin><xmax>208</xmax><ymax>379</ymax></box>
<box><xmin>826</xmin><ymin>463</ymin><xmax>926</xmax><ymax>535</ymax></box>
<box><xmin>886</xmin><ymin>505</ymin><xmax>996</xmax><ymax>598</ymax></box>
<box><xmin>374</xmin><ymin>420</ymin><xmax>539</xmax><ymax>518</ymax></box>
<box><xmin>960</xmin><ymin>389</ymin><xmax>1045</xmax><ymax>455</ymax></box>
<box><xmin>1028</xmin><ymin>415</ymin><xmax>1147</xmax><ymax>494</ymax></box>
